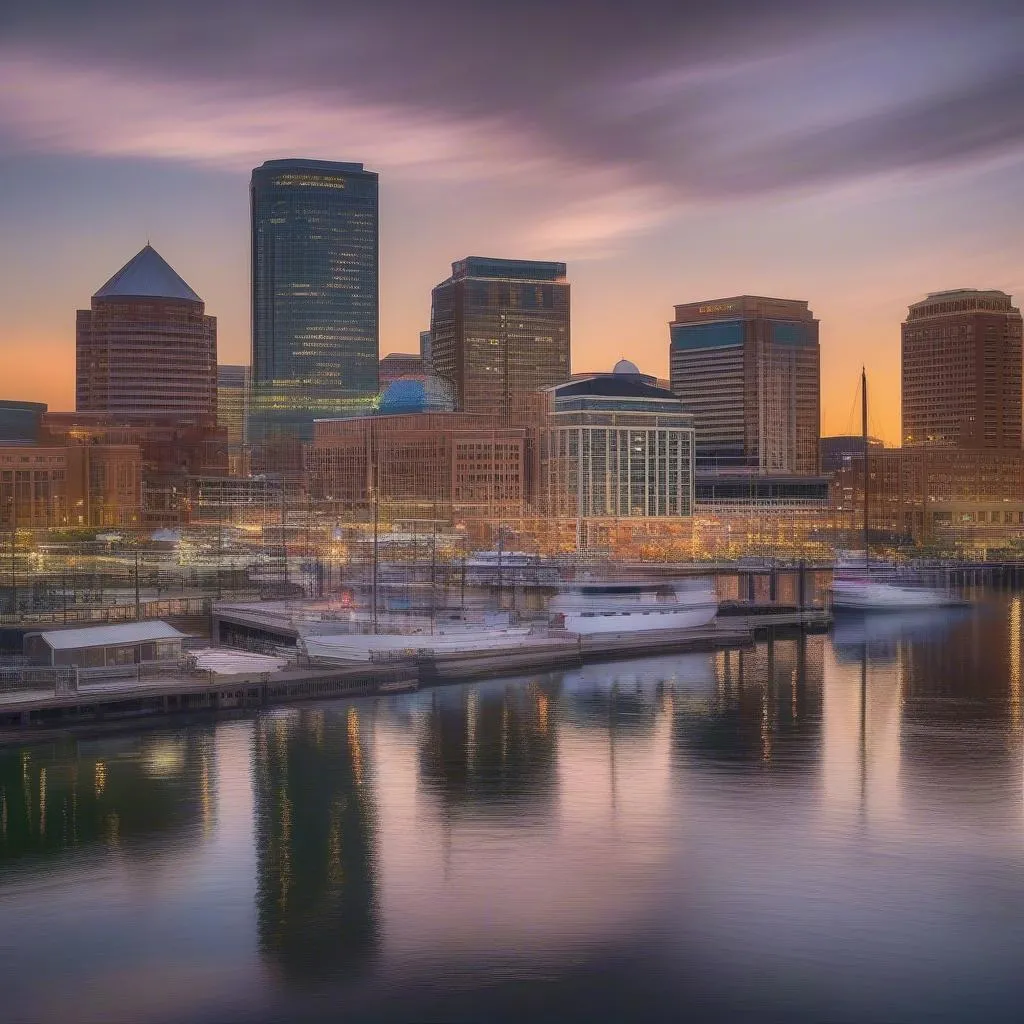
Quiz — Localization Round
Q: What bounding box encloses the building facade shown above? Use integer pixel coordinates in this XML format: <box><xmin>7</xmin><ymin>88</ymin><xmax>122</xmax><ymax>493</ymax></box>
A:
<box><xmin>430</xmin><ymin>257</ymin><xmax>570</xmax><ymax>420</ymax></box>
<box><xmin>669</xmin><ymin>295</ymin><xmax>820</xmax><ymax>473</ymax></box>
<box><xmin>216</xmin><ymin>365</ymin><xmax>249</xmax><ymax>446</ymax></box>
<box><xmin>307</xmin><ymin>414</ymin><xmax>530</xmax><ymax>522</ymax></box>
<box><xmin>76</xmin><ymin>245</ymin><xmax>217</xmax><ymax>423</ymax></box>
<box><xmin>0</xmin><ymin>401</ymin><xmax>47</xmax><ymax>443</ymax></box>
<box><xmin>42</xmin><ymin>412</ymin><xmax>226</xmax><ymax>527</ymax></box>
<box><xmin>539</xmin><ymin>362</ymin><xmax>695</xmax><ymax>519</ymax></box>
<box><xmin>250</xmin><ymin>159</ymin><xmax>379</xmax><ymax>441</ymax></box>
<box><xmin>819</xmin><ymin>434</ymin><xmax>884</xmax><ymax>474</ymax></box>
<box><xmin>832</xmin><ymin>446</ymin><xmax>1024</xmax><ymax>550</ymax></box>
<box><xmin>901</xmin><ymin>290</ymin><xmax>1023</xmax><ymax>448</ymax></box>
<box><xmin>0</xmin><ymin>443</ymin><xmax>142</xmax><ymax>528</ymax></box>
<box><xmin>378</xmin><ymin>353</ymin><xmax>424</xmax><ymax>388</ymax></box>
<box><xmin>419</xmin><ymin>330</ymin><xmax>432</xmax><ymax>371</ymax></box>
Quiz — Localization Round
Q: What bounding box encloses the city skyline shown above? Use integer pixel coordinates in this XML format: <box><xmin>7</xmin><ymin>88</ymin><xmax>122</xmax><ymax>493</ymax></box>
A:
<box><xmin>2</xmin><ymin>1</ymin><xmax>1022</xmax><ymax>444</ymax></box>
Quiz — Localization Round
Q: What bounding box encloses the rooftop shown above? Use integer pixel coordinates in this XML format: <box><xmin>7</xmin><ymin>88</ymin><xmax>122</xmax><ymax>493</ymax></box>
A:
<box><xmin>552</xmin><ymin>372</ymin><xmax>678</xmax><ymax>401</ymax></box>
<box><xmin>93</xmin><ymin>245</ymin><xmax>202</xmax><ymax>303</ymax></box>
<box><xmin>255</xmin><ymin>158</ymin><xmax>369</xmax><ymax>174</ymax></box>
<box><xmin>447</xmin><ymin>257</ymin><xmax>567</xmax><ymax>283</ymax></box>
<box><xmin>32</xmin><ymin>621</ymin><xmax>187</xmax><ymax>651</ymax></box>
<box><xmin>907</xmin><ymin>289</ymin><xmax>1018</xmax><ymax>317</ymax></box>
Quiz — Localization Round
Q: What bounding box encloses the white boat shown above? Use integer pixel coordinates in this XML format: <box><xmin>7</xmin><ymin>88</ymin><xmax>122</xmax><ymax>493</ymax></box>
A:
<box><xmin>301</xmin><ymin>624</ymin><xmax>536</xmax><ymax>663</ymax></box>
<box><xmin>831</xmin><ymin>571</ymin><xmax>960</xmax><ymax>611</ymax></box>
<box><xmin>830</xmin><ymin>368</ymin><xmax>964</xmax><ymax>612</ymax></box>
<box><xmin>549</xmin><ymin>579</ymin><xmax>718</xmax><ymax>635</ymax></box>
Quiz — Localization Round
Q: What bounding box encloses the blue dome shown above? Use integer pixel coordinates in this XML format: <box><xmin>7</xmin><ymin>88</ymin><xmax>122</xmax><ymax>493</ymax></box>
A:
<box><xmin>613</xmin><ymin>358</ymin><xmax>641</xmax><ymax>376</ymax></box>
<box><xmin>378</xmin><ymin>375</ymin><xmax>454</xmax><ymax>415</ymax></box>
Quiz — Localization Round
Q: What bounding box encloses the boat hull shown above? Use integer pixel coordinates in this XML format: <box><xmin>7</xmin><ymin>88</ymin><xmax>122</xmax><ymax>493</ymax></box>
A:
<box><xmin>557</xmin><ymin>602</ymin><xmax>718</xmax><ymax>635</ymax></box>
<box><xmin>831</xmin><ymin>582</ymin><xmax>960</xmax><ymax>611</ymax></box>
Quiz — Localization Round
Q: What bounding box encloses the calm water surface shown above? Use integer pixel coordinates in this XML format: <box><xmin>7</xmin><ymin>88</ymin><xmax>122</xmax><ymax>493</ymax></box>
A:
<box><xmin>4</xmin><ymin>594</ymin><xmax>1024</xmax><ymax>1022</ymax></box>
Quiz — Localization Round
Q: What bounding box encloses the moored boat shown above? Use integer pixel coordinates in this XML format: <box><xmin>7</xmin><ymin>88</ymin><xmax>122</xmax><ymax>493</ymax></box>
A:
<box><xmin>549</xmin><ymin>579</ymin><xmax>718</xmax><ymax>635</ymax></box>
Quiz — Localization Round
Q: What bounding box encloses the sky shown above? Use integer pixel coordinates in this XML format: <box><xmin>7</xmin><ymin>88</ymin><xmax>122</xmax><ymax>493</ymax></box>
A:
<box><xmin>1</xmin><ymin>0</ymin><xmax>1023</xmax><ymax>442</ymax></box>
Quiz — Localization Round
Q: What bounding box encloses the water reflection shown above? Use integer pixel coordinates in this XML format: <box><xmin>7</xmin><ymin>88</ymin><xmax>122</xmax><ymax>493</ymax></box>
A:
<box><xmin>831</xmin><ymin>607</ymin><xmax>973</xmax><ymax>664</ymax></box>
<box><xmin>674</xmin><ymin>635</ymin><xmax>824</xmax><ymax>774</ymax></box>
<box><xmin>253</xmin><ymin>707</ymin><xmax>378</xmax><ymax>984</ymax></box>
<box><xmin>4</xmin><ymin>597</ymin><xmax>1024</xmax><ymax>1021</ymax></box>
<box><xmin>416</xmin><ymin>680</ymin><xmax>559</xmax><ymax>814</ymax></box>
<box><xmin>0</xmin><ymin>729</ymin><xmax>215</xmax><ymax>869</ymax></box>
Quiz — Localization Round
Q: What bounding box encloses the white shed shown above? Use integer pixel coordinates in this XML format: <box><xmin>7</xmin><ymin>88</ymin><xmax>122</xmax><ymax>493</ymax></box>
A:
<box><xmin>25</xmin><ymin>622</ymin><xmax>187</xmax><ymax>668</ymax></box>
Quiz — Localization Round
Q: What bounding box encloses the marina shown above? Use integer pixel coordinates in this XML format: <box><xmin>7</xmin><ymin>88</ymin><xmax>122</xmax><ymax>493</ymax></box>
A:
<box><xmin>4</xmin><ymin>589</ymin><xmax>1024</xmax><ymax>1023</ymax></box>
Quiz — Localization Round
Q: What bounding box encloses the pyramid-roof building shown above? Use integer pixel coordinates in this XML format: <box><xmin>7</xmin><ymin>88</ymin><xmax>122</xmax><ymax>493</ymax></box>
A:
<box><xmin>93</xmin><ymin>244</ymin><xmax>202</xmax><ymax>302</ymax></box>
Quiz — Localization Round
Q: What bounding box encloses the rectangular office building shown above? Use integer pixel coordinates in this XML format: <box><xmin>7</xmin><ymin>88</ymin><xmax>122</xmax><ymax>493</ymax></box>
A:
<box><xmin>670</xmin><ymin>296</ymin><xmax>820</xmax><ymax>473</ymax></box>
<box><xmin>430</xmin><ymin>257</ymin><xmax>570</xmax><ymax>420</ymax></box>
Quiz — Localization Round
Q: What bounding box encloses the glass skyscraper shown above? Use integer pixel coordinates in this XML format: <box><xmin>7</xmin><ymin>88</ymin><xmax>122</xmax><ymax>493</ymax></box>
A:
<box><xmin>250</xmin><ymin>159</ymin><xmax>379</xmax><ymax>442</ymax></box>
<box><xmin>430</xmin><ymin>257</ymin><xmax>570</xmax><ymax>421</ymax></box>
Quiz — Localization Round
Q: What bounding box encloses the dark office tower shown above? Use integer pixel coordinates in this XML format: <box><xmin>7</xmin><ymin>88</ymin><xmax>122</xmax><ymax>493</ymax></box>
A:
<box><xmin>250</xmin><ymin>159</ymin><xmax>379</xmax><ymax>441</ymax></box>
<box><xmin>902</xmin><ymin>290</ymin><xmax>1023</xmax><ymax>448</ymax></box>
<box><xmin>430</xmin><ymin>257</ymin><xmax>570</xmax><ymax>419</ymax></box>
<box><xmin>669</xmin><ymin>296</ymin><xmax>820</xmax><ymax>473</ymax></box>
<box><xmin>419</xmin><ymin>329</ymin><xmax>432</xmax><ymax>371</ymax></box>
<box><xmin>76</xmin><ymin>245</ymin><xmax>217</xmax><ymax>422</ymax></box>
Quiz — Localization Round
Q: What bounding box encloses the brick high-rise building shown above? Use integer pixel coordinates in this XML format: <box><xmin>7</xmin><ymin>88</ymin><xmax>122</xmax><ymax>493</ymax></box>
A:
<box><xmin>669</xmin><ymin>295</ymin><xmax>820</xmax><ymax>473</ymax></box>
<box><xmin>76</xmin><ymin>245</ymin><xmax>217</xmax><ymax>423</ymax></box>
<box><xmin>430</xmin><ymin>257</ymin><xmax>570</xmax><ymax>420</ymax></box>
<box><xmin>901</xmin><ymin>290</ymin><xmax>1023</xmax><ymax>448</ymax></box>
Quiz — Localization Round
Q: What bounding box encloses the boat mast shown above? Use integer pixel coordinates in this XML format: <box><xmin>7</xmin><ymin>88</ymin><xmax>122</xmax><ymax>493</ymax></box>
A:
<box><xmin>862</xmin><ymin>366</ymin><xmax>869</xmax><ymax>572</ymax></box>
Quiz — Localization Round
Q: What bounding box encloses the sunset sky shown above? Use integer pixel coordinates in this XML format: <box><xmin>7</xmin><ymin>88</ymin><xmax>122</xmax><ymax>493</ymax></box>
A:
<box><xmin>1</xmin><ymin>0</ymin><xmax>1022</xmax><ymax>443</ymax></box>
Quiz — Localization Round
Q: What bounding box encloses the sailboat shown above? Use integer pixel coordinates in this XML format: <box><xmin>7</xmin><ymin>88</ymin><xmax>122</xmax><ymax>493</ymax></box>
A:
<box><xmin>830</xmin><ymin>368</ymin><xmax>962</xmax><ymax>612</ymax></box>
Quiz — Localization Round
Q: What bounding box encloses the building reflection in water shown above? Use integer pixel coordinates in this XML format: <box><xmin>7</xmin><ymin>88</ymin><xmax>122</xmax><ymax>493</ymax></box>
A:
<box><xmin>0</xmin><ymin>730</ymin><xmax>216</xmax><ymax>870</ymax></box>
<box><xmin>253</xmin><ymin>706</ymin><xmax>378</xmax><ymax>985</ymax></box>
<box><xmin>416</xmin><ymin>679</ymin><xmax>559</xmax><ymax>815</ymax></box>
<box><xmin>894</xmin><ymin>600</ymin><xmax>1024</xmax><ymax>827</ymax></box>
<box><xmin>672</xmin><ymin>633</ymin><xmax>825</xmax><ymax>776</ymax></box>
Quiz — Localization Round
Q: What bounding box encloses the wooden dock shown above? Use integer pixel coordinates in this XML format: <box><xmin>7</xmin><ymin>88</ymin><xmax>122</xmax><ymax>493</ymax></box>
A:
<box><xmin>0</xmin><ymin>610</ymin><xmax>827</xmax><ymax>740</ymax></box>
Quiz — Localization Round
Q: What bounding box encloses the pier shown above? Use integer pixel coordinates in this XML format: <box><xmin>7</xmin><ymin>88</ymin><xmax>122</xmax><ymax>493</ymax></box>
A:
<box><xmin>0</xmin><ymin>605</ymin><xmax>830</xmax><ymax>739</ymax></box>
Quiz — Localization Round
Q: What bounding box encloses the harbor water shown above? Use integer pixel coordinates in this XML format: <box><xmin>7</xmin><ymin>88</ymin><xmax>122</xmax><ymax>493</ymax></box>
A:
<box><xmin>3</xmin><ymin>591</ymin><xmax>1024</xmax><ymax>1022</ymax></box>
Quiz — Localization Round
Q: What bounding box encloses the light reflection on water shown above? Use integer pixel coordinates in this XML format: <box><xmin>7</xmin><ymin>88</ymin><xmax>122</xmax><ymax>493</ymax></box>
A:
<box><xmin>2</xmin><ymin>595</ymin><xmax>1024</xmax><ymax>1021</ymax></box>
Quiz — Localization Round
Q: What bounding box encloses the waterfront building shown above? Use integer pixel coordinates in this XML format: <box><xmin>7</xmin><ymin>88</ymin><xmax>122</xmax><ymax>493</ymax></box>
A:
<box><xmin>186</xmin><ymin>474</ymin><xmax>283</xmax><ymax>525</ymax></box>
<box><xmin>695</xmin><ymin>471</ymin><xmax>830</xmax><ymax>508</ymax></box>
<box><xmin>250</xmin><ymin>159</ymin><xmax>379</xmax><ymax>442</ymax></box>
<box><xmin>77</xmin><ymin>245</ymin><xmax>217</xmax><ymax>423</ymax></box>
<box><xmin>669</xmin><ymin>295</ymin><xmax>820</xmax><ymax>472</ymax></box>
<box><xmin>831</xmin><ymin>445</ymin><xmax>1024</xmax><ymax>549</ymax></box>
<box><xmin>0</xmin><ymin>401</ymin><xmax>46</xmax><ymax>443</ymax></box>
<box><xmin>378</xmin><ymin>353</ymin><xmax>424</xmax><ymax>388</ymax></box>
<box><xmin>24</xmin><ymin>621</ymin><xmax>186</xmax><ymax>669</ymax></box>
<box><xmin>820</xmin><ymin>434</ymin><xmax>884</xmax><ymax>474</ymax></box>
<box><xmin>0</xmin><ymin>442</ymin><xmax>142</xmax><ymax>528</ymax></box>
<box><xmin>901</xmin><ymin>290</ymin><xmax>1023</xmax><ymax>448</ymax></box>
<box><xmin>430</xmin><ymin>257</ymin><xmax>570</xmax><ymax>420</ymax></box>
<box><xmin>539</xmin><ymin>361</ymin><xmax>695</xmax><ymax>519</ymax></box>
<box><xmin>42</xmin><ymin>412</ymin><xmax>225</xmax><ymax>526</ymax></box>
<box><xmin>306</xmin><ymin>377</ymin><xmax>529</xmax><ymax>521</ymax></box>
<box><xmin>419</xmin><ymin>329</ymin><xmax>432</xmax><ymax>371</ymax></box>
